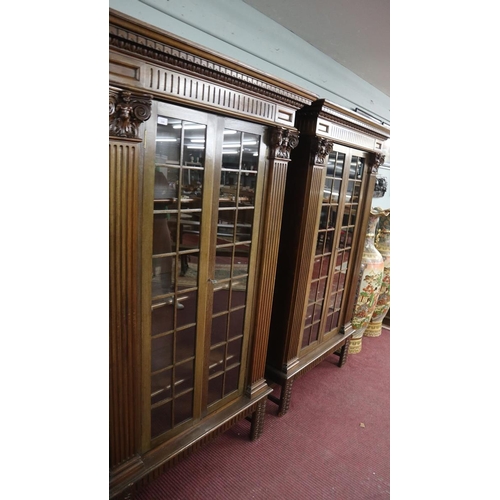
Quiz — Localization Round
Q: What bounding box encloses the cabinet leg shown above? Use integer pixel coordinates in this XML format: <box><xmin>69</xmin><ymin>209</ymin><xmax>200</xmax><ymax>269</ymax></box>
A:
<box><xmin>337</xmin><ymin>339</ymin><xmax>350</xmax><ymax>367</ymax></box>
<box><xmin>249</xmin><ymin>399</ymin><xmax>267</xmax><ymax>441</ymax></box>
<box><xmin>277</xmin><ymin>378</ymin><xmax>294</xmax><ymax>417</ymax></box>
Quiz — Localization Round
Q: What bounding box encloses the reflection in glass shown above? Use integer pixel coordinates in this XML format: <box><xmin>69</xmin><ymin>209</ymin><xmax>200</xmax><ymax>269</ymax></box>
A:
<box><xmin>175</xmin><ymin>325</ymin><xmax>196</xmax><ymax>361</ymax></box>
<box><xmin>319</xmin><ymin>206</ymin><xmax>329</xmax><ymax>229</ymax></box>
<box><xmin>156</xmin><ymin>117</ymin><xmax>181</xmax><ymax>165</ymax></box>
<box><xmin>151</xmin><ymin>369</ymin><xmax>172</xmax><ymax>405</ymax></box>
<box><xmin>174</xmin><ymin>392</ymin><xmax>193</xmax><ymax>426</ymax></box>
<box><xmin>304</xmin><ymin>304</ymin><xmax>314</xmax><ymax>327</ymax></box>
<box><xmin>323</xmin><ymin>177</ymin><xmax>333</xmax><ymax>202</ymax></box>
<box><xmin>227</xmin><ymin>336</ymin><xmax>243</xmax><ymax>362</ymax></box>
<box><xmin>213</xmin><ymin>288</ymin><xmax>230</xmax><ymax>315</ymax></box>
<box><xmin>151</xmin><ymin>401</ymin><xmax>172</xmax><ymax>438</ymax></box>
<box><xmin>151</xmin><ymin>304</ymin><xmax>174</xmax><ymax>336</ymax></box>
<box><xmin>204</xmin><ymin>126</ymin><xmax>261</xmax><ymax>409</ymax></box>
<box><xmin>208</xmin><ymin>375</ymin><xmax>223</xmax><ymax>406</ymax></box>
<box><xmin>183</xmin><ymin>123</ymin><xmax>206</xmax><ymax>167</ymax></box>
<box><xmin>312</xmin><ymin>257</ymin><xmax>321</xmax><ymax>280</ymax></box>
<box><xmin>241</xmin><ymin>132</ymin><xmax>260</xmax><ymax>170</ymax></box>
<box><xmin>209</xmin><ymin>345</ymin><xmax>225</xmax><ymax>376</ymax></box>
<box><xmin>217</xmin><ymin>209</ymin><xmax>236</xmax><ymax>240</ymax></box>
<box><xmin>346</xmin><ymin>180</ymin><xmax>354</xmax><ymax>203</ymax></box>
<box><xmin>151</xmin><ymin>334</ymin><xmax>173</xmax><ymax>372</ymax></box>
<box><xmin>310</xmin><ymin>322</ymin><xmax>320</xmax><ymax>343</ymax></box>
<box><xmin>211</xmin><ymin>314</ymin><xmax>228</xmax><ymax>345</ymax></box>
<box><xmin>236</xmin><ymin>209</ymin><xmax>253</xmax><ymax>241</ymax></box>
<box><xmin>175</xmin><ymin>360</ymin><xmax>195</xmax><ymax>394</ymax></box>
<box><xmin>230</xmin><ymin>288</ymin><xmax>246</xmax><ymax>309</ymax></box>
<box><xmin>150</xmin><ymin>116</ymin><xmax>207</xmax><ymax>434</ymax></box>
<box><xmin>316</xmin><ymin>278</ymin><xmax>327</xmax><ymax>300</ymax></box>
<box><xmin>228</xmin><ymin>308</ymin><xmax>245</xmax><ymax>339</ymax></box>
<box><xmin>302</xmin><ymin>326</ymin><xmax>311</xmax><ymax>348</ymax></box>
<box><xmin>233</xmin><ymin>245</ymin><xmax>250</xmax><ymax>277</ymax></box>
<box><xmin>224</xmin><ymin>365</ymin><xmax>240</xmax><ymax>395</ymax></box>
<box><xmin>321</xmin><ymin>255</ymin><xmax>331</xmax><ymax>276</ymax></box>
<box><xmin>309</xmin><ymin>281</ymin><xmax>318</xmax><ymax>303</ymax></box>
<box><xmin>167</xmin><ymin>292</ymin><xmax>196</xmax><ymax>328</ymax></box>
<box><xmin>313</xmin><ymin>304</ymin><xmax>322</xmax><ymax>323</ymax></box>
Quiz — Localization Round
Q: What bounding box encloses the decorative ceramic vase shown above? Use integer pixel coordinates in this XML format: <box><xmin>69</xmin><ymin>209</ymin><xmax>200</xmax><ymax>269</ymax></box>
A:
<box><xmin>348</xmin><ymin>209</ymin><xmax>386</xmax><ymax>354</ymax></box>
<box><xmin>366</xmin><ymin>209</ymin><xmax>390</xmax><ymax>337</ymax></box>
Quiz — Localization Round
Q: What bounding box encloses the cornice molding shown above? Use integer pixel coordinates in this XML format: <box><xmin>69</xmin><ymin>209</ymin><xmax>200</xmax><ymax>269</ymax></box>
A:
<box><xmin>109</xmin><ymin>18</ymin><xmax>313</xmax><ymax>111</ymax></box>
<box><xmin>109</xmin><ymin>88</ymin><xmax>152</xmax><ymax>139</ymax></box>
<box><xmin>319</xmin><ymin>107</ymin><xmax>389</xmax><ymax>141</ymax></box>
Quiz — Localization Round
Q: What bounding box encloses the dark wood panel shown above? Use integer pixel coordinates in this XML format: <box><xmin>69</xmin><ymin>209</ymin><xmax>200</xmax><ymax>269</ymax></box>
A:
<box><xmin>246</xmin><ymin>127</ymin><xmax>298</xmax><ymax>393</ymax></box>
<box><xmin>109</xmin><ymin>139</ymin><xmax>142</xmax><ymax>471</ymax></box>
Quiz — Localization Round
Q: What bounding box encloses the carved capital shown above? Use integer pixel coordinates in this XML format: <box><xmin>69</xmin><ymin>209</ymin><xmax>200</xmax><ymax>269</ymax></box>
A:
<box><xmin>369</xmin><ymin>153</ymin><xmax>386</xmax><ymax>174</ymax></box>
<box><xmin>270</xmin><ymin>127</ymin><xmax>299</xmax><ymax>160</ymax></box>
<box><xmin>312</xmin><ymin>137</ymin><xmax>334</xmax><ymax>165</ymax></box>
<box><xmin>109</xmin><ymin>89</ymin><xmax>152</xmax><ymax>139</ymax></box>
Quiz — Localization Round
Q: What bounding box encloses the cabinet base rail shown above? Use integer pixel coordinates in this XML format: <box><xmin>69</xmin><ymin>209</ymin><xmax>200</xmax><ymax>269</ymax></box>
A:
<box><xmin>266</xmin><ymin>333</ymin><xmax>352</xmax><ymax>417</ymax></box>
<box><xmin>110</xmin><ymin>388</ymin><xmax>272</xmax><ymax>500</ymax></box>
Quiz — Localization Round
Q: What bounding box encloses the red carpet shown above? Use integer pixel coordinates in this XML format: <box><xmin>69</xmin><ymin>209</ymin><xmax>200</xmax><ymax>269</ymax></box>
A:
<box><xmin>135</xmin><ymin>328</ymin><xmax>390</xmax><ymax>499</ymax></box>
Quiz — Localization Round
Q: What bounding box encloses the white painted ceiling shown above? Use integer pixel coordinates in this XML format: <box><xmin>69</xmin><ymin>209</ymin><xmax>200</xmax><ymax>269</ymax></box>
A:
<box><xmin>242</xmin><ymin>0</ymin><xmax>390</xmax><ymax>97</ymax></box>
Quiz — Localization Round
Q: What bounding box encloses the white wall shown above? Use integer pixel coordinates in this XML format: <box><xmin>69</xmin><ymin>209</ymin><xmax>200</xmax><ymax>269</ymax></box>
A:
<box><xmin>109</xmin><ymin>0</ymin><xmax>390</xmax><ymax>123</ymax></box>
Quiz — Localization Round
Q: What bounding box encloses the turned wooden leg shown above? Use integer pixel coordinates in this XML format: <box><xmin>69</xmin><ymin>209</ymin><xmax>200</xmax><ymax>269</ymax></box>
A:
<box><xmin>249</xmin><ymin>399</ymin><xmax>267</xmax><ymax>441</ymax></box>
<box><xmin>277</xmin><ymin>378</ymin><xmax>294</xmax><ymax>417</ymax></box>
<box><xmin>337</xmin><ymin>338</ymin><xmax>350</xmax><ymax>367</ymax></box>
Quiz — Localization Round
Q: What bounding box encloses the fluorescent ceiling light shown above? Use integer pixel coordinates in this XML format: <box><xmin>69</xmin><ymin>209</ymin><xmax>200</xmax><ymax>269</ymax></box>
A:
<box><xmin>222</xmin><ymin>150</ymin><xmax>239</xmax><ymax>154</ymax></box>
<box><xmin>186</xmin><ymin>145</ymin><xmax>205</xmax><ymax>149</ymax></box>
<box><xmin>156</xmin><ymin>138</ymin><xmax>178</xmax><ymax>142</ymax></box>
<box><xmin>172</xmin><ymin>124</ymin><xmax>206</xmax><ymax>130</ymax></box>
<box><xmin>223</xmin><ymin>141</ymin><xmax>257</xmax><ymax>147</ymax></box>
<box><xmin>223</xmin><ymin>130</ymin><xmax>237</xmax><ymax>135</ymax></box>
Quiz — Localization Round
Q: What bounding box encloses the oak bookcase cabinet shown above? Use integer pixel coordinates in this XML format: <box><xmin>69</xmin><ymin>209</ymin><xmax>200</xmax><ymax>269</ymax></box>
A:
<box><xmin>266</xmin><ymin>99</ymin><xmax>390</xmax><ymax>416</ymax></box>
<box><xmin>109</xmin><ymin>10</ymin><xmax>307</xmax><ymax>500</ymax></box>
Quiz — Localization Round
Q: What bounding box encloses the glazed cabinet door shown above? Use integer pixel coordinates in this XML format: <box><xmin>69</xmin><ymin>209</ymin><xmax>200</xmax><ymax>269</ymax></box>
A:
<box><xmin>300</xmin><ymin>146</ymin><xmax>369</xmax><ymax>354</ymax></box>
<box><xmin>141</xmin><ymin>102</ymin><xmax>267</xmax><ymax>449</ymax></box>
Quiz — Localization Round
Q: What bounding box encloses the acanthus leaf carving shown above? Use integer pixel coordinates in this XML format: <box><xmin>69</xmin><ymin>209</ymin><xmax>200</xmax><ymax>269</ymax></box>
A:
<box><xmin>270</xmin><ymin>127</ymin><xmax>299</xmax><ymax>160</ymax></box>
<box><xmin>109</xmin><ymin>89</ymin><xmax>152</xmax><ymax>139</ymax></box>
<box><xmin>312</xmin><ymin>137</ymin><xmax>334</xmax><ymax>165</ymax></box>
<box><xmin>369</xmin><ymin>153</ymin><xmax>386</xmax><ymax>174</ymax></box>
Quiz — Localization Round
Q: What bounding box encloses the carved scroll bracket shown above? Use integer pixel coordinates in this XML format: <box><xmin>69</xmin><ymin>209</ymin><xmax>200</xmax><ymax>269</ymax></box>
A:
<box><xmin>369</xmin><ymin>153</ymin><xmax>386</xmax><ymax>175</ymax></box>
<box><xmin>312</xmin><ymin>136</ymin><xmax>335</xmax><ymax>165</ymax></box>
<box><xmin>269</xmin><ymin>127</ymin><xmax>299</xmax><ymax>160</ymax></box>
<box><xmin>109</xmin><ymin>89</ymin><xmax>152</xmax><ymax>139</ymax></box>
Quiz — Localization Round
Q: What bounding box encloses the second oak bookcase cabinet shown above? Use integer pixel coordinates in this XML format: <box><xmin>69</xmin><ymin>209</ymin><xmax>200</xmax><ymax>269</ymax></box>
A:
<box><xmin>266</xmin><ymin>99</ymin><xmax>390</xmax><ymax>416</ymax></box>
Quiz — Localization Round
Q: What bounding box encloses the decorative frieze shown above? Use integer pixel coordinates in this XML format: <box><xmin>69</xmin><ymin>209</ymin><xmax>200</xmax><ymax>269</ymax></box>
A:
<box><xmin>109</xmin><ymin>20</ymin><xmax>312</xmax><ymax>111</ymax></box>
<box><xmin>320</xmin><ymin>107</ymin><xmax>389</xmax><ymax>142</ymax></box>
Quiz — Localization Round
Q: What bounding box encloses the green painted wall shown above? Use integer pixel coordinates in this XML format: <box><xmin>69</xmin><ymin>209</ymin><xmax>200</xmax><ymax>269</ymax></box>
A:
<box><xmin>109</xmin><ymin>0</ymin><xmax>390</xmax><ymax>123</ymax></box>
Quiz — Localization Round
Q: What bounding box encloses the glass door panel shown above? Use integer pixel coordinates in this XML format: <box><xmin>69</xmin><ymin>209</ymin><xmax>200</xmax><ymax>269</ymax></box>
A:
<box><xmin>150</xmin><ymin>114</ymin><xmax>207</xmax><ymax>440</ymax></box>
<box><xmin>207</xmin><ymin>127</ymin><xmax>262</xmax><ymax>408</ymax></box>
<box><xmin>324</xmin><ymin>154</ymin><xmax>365</xmax><ymax>335</ymax></box>
<box><xmin>302</xmin><ymin>151</ymin><xmax>346</xmax><ymax>351</ymax></box>
<box><xmin>146</xmin><ymin>107</ymin><xmax>266</xmax><ymax>443</ymax></box>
